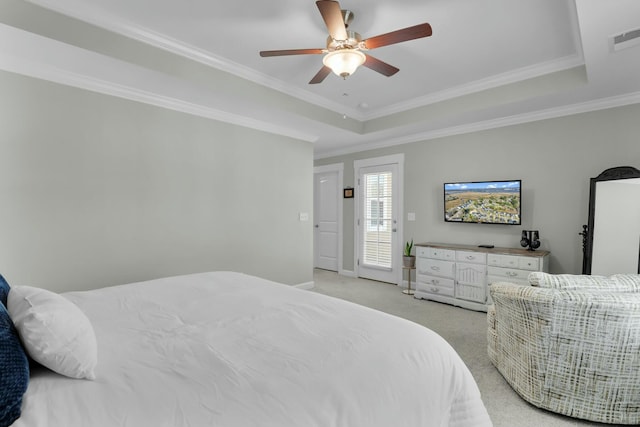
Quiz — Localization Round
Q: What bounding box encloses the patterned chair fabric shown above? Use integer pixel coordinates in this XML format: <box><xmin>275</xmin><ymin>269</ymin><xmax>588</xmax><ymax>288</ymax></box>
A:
<box><xmin>488</xmin><ymin>273</ymin><xmax>640</xmax><ymax>425</ymax></box>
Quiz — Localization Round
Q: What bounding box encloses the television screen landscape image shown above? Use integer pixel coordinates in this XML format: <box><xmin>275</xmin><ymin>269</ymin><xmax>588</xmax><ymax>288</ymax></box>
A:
<box><xmin>444</xmin><ymin>180</ymin><xmax>521</xmax><ymax>225</ymax></box>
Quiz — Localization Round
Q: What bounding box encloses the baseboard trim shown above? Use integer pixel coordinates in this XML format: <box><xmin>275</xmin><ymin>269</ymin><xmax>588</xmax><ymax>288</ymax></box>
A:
<box><xmin>339</xmin><ymin>269</ymin><xmax>356</xmax><ymax>278</ymax></box>
<box><xmin>294</xmin><ymin>281</ymin><xmax>314</xmax><ymax>290</ymax></box>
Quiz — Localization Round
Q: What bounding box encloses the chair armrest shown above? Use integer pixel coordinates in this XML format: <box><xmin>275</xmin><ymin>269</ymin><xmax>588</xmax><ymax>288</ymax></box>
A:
<box><xmin>528</xmin><ymin>272</ymin><xmax>640</xmax><ymax>291</ymax></box>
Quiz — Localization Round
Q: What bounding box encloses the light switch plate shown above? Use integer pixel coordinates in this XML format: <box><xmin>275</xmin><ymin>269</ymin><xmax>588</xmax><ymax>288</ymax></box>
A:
<box><xmin>408</xmin><ymin>212</ymin><xmax>416</xmax><ymax>221</ymax></box>
<box><xmin>299</xmin><ymin>212</ymin><xmax>309</xmax><ymax>221</ymax></box>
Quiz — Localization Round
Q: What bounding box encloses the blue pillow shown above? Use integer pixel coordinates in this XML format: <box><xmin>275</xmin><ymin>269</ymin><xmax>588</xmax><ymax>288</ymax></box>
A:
<box><xmin>0</xmin><ymin>303</ymin><xmax>29</xmax><ymax>427</ymax></box>
<box><xmin>0</xmin><ymin>274</ymin><xmax>9</xmax><ymax>307</ymax></box>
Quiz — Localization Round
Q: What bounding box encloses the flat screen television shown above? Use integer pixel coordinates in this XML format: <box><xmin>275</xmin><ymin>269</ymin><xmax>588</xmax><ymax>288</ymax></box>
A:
<box><xmin>444</xmin><ymin>180</ymin><xmax>521</xmax><ymax>225</ymax></box>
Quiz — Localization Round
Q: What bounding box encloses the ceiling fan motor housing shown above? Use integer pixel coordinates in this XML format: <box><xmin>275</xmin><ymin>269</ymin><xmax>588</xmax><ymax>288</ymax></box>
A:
<box><xmin>326</xmin><ymin>31</ymin><xmax>362</xmax><ymax>51</ymax></box>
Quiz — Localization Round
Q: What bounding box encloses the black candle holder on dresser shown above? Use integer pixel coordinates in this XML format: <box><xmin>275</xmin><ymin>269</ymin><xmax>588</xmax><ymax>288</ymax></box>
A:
<box><xmin>520</xmin><ymin>230</ymin><xmax>541</xmax><ymax>251</ymax></box>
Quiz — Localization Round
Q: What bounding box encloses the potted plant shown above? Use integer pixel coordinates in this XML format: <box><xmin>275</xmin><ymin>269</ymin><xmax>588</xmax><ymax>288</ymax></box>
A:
<box><xmin>403</xmin><ymin>239</ymin><xmax>415</xmax><ymax>268</ymax></box>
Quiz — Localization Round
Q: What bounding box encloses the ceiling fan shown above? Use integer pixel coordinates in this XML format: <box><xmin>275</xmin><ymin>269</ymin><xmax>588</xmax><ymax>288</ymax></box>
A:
<box><xmin>259</xmin><ymin>0</ymin><xmax>432</xmax><ymax>84</ymax></box>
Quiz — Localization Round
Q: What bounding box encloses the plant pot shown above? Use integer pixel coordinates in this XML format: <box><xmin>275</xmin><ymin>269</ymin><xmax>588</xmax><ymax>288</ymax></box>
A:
<box><xmin>403</xmin><ymin>255</ymin><xmax>416</xmax><ymax>268</ymax></box>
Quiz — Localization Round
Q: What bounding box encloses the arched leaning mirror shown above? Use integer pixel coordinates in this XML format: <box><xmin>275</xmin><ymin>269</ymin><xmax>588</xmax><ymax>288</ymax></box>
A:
<box><xmin>582</xmin><ymin>166</ymin><xmax>640</xmax><ymax>275</ymax></box>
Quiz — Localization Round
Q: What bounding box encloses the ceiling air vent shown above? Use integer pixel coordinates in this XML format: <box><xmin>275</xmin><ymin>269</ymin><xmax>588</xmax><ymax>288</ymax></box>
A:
<box><xmin>611</xmin><ymin>28</ymin><xmax>640</xmax><ymax>52</ymax></box>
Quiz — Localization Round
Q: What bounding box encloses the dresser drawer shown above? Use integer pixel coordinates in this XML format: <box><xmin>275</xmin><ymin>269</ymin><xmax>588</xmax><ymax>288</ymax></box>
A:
<box><xmin>416</xmin><ymin>246</ymin><xmax>429</xmax><ymax>258</ymax></box>
<box><xmin>456</xmin><ymin>250</ymin><xmax>487</xmax><ymax>265</ymax></box>
<box><xmin>487</xmin><ymin>254</ymin><xmax>519</xmax><ymax>268</ymax></box>
<box><xmin>417</xmin><ymin>246</ymin><xmax>455</xmax><ymax>261</ymax></box>
<box><xmin>518</xmin><ymin>257</ymin><xmax>540</xmax><ymax>271</ymax></box>
<box><xmin>416</xmin><ymin>275</ymin><xmax>455</xmax><ymax>297</ymax></box>
<box><xmin>488</xmin><ymin>275</ymin><xmax>529</xmax><ymax>287</ymax></box>
<box><xmin>417</xmin><ymin>257</ymin><xmax>455</xmax><ymax>279</ymax></box>
<box><xmin>487</xmin><ymin>266</ymin><xmax>530</xmax><ymax>283</ymax></box>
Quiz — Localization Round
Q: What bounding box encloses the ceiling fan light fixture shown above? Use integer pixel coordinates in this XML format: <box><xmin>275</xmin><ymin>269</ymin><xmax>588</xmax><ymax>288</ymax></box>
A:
<box><xmin>323</xmin><ymin>49</ymin><xmax>366</xmax><ymax>78</ymax></box>
<box><xmin>259</xmin><ymin>1</ymin><xmax>433</xmax><ymax>84</ymax></box>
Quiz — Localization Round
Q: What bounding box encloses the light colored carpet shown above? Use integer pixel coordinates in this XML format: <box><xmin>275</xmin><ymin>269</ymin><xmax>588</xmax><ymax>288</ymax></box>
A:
<box><xmin>311</xmin><ymin>269</ymin><xmax>609</xmax><ymax>427</ymax></box>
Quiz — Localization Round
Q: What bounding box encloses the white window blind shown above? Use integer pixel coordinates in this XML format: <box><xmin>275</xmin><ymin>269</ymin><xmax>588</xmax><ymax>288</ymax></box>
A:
<box><xmin>363</xmin><ymin>171</ymin><xmax>392</xmax><ymax>268</ymax></box>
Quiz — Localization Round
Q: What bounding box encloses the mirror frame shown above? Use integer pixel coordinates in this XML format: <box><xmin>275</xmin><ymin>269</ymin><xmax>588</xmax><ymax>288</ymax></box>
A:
<box><xmin>583</xmin><ymin>166</ymin><xmax>640</xmax><ymax>274</ymax></box>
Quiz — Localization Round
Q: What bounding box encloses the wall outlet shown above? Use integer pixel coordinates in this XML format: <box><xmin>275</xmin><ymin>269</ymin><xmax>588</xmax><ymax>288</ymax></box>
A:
<box><xmin>299</xmin><ymin>212</ymin><xmax>309</xmax><ymax>221</ymax></box>
<box><xmin>408</xmin><ymin>212</ymin><xmax>416</xmax><ymax>221</ymax></box>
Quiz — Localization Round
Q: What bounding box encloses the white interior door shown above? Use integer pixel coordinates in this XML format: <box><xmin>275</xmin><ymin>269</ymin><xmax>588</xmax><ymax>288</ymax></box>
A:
<box><xmin>355</xmin><ymin>155</ymin><xmax>403</xmax><ymax>284</ymax></box>
<box><xmin>314</xmin><ymin>165</ymin><xmax>342</xmax><ymax>271</ymax></box>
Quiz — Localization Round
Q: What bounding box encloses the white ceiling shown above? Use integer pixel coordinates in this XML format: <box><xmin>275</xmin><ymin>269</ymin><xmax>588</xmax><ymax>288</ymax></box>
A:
<box><xmin>3</xmin><ymin>0</ymin><xmax>640</xmax><ymax>158</ymax></box>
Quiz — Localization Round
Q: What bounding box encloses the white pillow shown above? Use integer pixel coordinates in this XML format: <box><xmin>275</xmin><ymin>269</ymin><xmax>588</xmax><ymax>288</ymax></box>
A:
<box><xmin>8</xmin><ymin>286</ymin><xmax>97</xmax><ymax>380</ymax></box>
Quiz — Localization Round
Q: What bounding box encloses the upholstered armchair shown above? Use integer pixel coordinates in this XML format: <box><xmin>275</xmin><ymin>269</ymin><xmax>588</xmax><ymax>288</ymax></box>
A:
<box><xmin>488</xmin><ymin>273</ymin><xmax>640</xmax><ymax>424</ymax></box>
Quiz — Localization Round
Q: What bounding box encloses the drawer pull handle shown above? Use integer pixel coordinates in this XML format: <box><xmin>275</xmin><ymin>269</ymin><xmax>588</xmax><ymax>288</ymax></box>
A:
<box><xmin>431</xmin><ymin>266</ymin><xmax>440</xmax><ymax>271</ymax></box>
<box><xmin>507</xmin><ymin>271</ymin><xmax>517</xmax><ymax>277</ymax></box>
<box><xmin>431</xmin><ymin>279</ymin><xmax>440</xmax><ymax>285</ymax></box>
<box><xmin>430</xmin><ymin>287</ymin><xmax>439</xmax><ymax>293</ymax></box>
<box><xmin>466</xmin><ymin>255</ymin><xmax>474</xmax><ymax>260</ymax></box>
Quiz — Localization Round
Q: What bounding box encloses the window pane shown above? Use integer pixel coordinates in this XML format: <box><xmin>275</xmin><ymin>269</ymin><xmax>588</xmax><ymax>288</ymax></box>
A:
<box><xmin>362</xmin><ymin>171</ymin><xmax>393</xmax><ymax>268</ymax></box>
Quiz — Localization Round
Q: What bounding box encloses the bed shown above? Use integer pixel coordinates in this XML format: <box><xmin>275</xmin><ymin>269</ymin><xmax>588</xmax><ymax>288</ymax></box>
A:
<box><xmin>3</xmin><ymin>271</ymin><xmax>492</xmax><ymax>426</ymax></box>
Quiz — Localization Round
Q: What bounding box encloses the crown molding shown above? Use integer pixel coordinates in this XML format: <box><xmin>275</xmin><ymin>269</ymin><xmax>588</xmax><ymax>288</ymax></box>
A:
<box><xmin>18</xmin><ymin>0</ymin><xmax>634</xmax><ymax>161</ymax></box>
<box><xmin>0</xmin><ymin>23</ymin><xmax>318</xmax><ymax>143</ymax></box>
<box><xmin>314</xmin><ymin>90</ymin><xmax>640</xmax><ymax>159</ymax></box>
<box><xmin>363</xmin><ymin>54</ymin><xmax>585</xmax><ymax>120</ymax></box>
<box><xmin>5</xmin><ymin>16</ymin><xmax>638</xmax><ymax>162</ymax></box>
<box><xmin>24</xmin><ymin>0</ymin><xmax>584</xmax><ymax>124</ymax></box>
<box><xmin>24</xmin><ymin>0</ymin><xmax>365</xmax><ymax>120</ymax></box>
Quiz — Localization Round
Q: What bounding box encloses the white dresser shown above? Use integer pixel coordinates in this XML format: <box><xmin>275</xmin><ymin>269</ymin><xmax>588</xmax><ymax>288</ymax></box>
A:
<box><xmin>414</xmin><ymin>243</ymin><xmax>550</xmax><ymax>312</ymax></box>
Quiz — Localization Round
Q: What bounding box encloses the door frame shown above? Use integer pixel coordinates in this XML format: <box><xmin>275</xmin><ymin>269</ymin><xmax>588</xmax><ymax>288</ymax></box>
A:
<box><xmin>313</xmin><ymin>163</ymin><xmax>344</xmax><ymax>274</ymax></box>
<box><xmin>354</xmin><ymin>154</ymin><xmax>404</xmax><ymax>285</ymax></box>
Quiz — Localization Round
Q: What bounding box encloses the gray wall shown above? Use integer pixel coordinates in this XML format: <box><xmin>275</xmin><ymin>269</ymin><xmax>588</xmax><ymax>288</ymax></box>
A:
<box><xmin>0</xmin><ymin>71</ymin><xmax>314</xmax><ymax>292</ymax></box>
<box><xmin>316</xmin><ymin>103</ymin><xmax>640</xmax><ymax>275</ymax></box>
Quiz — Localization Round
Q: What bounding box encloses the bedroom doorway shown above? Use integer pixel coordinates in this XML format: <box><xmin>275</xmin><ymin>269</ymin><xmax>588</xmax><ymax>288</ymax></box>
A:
<box><xmin>354</xmin><ymin>154</ymin><xmax>404</xmax><ymax>285</ymax></box>
<box><xmin>313</xmin><ymin>164</ymin><xmax>343</xmax><ymax>272</ymax></box>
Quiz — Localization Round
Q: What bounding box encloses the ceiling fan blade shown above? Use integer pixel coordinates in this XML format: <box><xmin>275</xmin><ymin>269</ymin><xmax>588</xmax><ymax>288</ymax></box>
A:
<box><xmin>316</xmin><ymin>1</ymin><xmax>348</xmax><ymax>41</ymax></box>
<box><xmin>260</xmin><ymin>48</ymin><xmax>324</xmax><ymax>57</ymax></box>
<box><xmin>309</xmin><ymin>66</ymin><xmax>332</xmax><ymax>84</ymax></box>
<box><xmin>363</xmin><ymin>23</ymin><xmax>432</xmax><ymax>50</ymax></box>
<box><xmin>363</xmin><ymin>54</ymin><xmax>399</xmax><ymax>77</ymax></box>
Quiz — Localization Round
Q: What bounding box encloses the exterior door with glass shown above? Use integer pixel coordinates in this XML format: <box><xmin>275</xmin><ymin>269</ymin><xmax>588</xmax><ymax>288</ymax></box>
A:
<box><xmin>355</xmin><ymin>156</ymin><xmax>402</xmax><ymax>284</ymax></box>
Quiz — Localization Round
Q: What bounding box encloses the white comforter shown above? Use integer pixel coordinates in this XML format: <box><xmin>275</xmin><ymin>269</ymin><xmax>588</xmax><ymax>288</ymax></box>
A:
<box><xmin>13</xmin><ymin>272</ymin><xmax>491</xmax><ymax>427</ymax></box>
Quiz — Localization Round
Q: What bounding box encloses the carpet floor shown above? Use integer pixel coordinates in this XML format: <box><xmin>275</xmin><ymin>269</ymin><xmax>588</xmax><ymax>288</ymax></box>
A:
<box><xmin>310</xmin><ymin>269</ymin><xmax>609</xmax><ymax>427</ymax></box>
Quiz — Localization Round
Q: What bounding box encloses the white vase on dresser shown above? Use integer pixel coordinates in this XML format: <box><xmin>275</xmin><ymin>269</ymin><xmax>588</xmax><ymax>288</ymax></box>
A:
<box><xmin>414</xmin><ymin>243</ymin><xmax>550</xmax><ymax>312</ymax></box>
